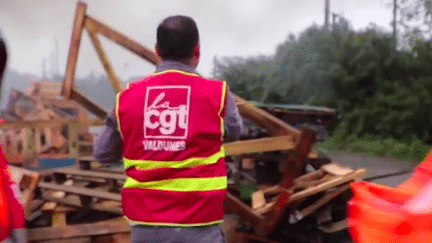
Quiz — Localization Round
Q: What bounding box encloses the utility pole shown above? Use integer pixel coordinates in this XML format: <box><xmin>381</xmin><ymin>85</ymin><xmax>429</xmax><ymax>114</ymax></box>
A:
<box><xmin>325</xmin><ymin>0</ymin><xmax>330</xmax><ymax>30</ymax></box>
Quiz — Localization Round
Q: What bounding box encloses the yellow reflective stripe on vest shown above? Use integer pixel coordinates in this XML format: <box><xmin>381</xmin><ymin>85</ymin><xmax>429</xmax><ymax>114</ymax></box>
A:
<box><xmin>123</xmin><ymin>148</ymin><xmax>225</xmax><ymax>170</ymax></box>
<box><xmin>219</xmin><ymin>81</ymin><xmax>227</xmax><ymax>140</ymax></box>
<box><xmin>123</xmin><ymin>176</ymin><xmax>227</xmax><ymax>191</ymax></box>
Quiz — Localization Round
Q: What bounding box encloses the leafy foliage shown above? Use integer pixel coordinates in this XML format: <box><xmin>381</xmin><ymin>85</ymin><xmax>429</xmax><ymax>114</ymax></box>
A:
<box><xmin>213</xmin><ymin>22</ymin><xmax>432</xmax><ymax>162</ymax></box>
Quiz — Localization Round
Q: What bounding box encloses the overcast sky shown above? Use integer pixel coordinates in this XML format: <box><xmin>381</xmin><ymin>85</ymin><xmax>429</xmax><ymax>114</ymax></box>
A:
<box><xmin>1</xmin><ymin>0</ymin><xmax>393</xmax><ymax>81</ymax></box>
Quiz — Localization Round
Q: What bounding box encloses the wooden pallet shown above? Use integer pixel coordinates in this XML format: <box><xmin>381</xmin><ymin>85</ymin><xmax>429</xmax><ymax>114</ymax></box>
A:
<box><xmin>8</xmin><ymin>166</ymin><xmax>41</xmax><ymax>216</ymax></box>
<box><xmin>27</xmin><ymin>217</ymin><xmax>131</xmax><ymax>243</ymax></box>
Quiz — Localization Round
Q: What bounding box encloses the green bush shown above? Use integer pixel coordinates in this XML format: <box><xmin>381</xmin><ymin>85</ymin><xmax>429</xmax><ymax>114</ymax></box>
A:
<box><xmin>409</xmin><ymin>139</ymin><xmax>431</xmax><ymax>163</ymax></box>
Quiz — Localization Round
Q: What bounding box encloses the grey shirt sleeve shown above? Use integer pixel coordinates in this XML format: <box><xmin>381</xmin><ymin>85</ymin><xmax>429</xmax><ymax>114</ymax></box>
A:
<box><xmin>223</xmin><ymin>89</ymin><xmax>243</xmax><ymax>142</ymax></box>
<box><xmin>94</xmin><ymin>111</ymin><xmax>123</xmax><ymax>163</ymax></box>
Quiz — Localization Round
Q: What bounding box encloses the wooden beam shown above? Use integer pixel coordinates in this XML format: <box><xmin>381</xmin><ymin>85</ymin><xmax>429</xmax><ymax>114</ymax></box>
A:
<box><xmin>27</xmin><ymin>219</ymin><xmax>131</xmax><ymax>241</ymax></box>
<box><xmin>71</xmin><ymin>88</ymin><xmax>108</xmax><ymax>120</ymax></box>
<box><xmin>234</xmin><ymin>95</ymin><xmax>300</xmax><ymax>138</ymax></box>
<box><xmin>8</xmin><ymin>166</ymin><xmax>41</xmax><ymax>216</ymax></box>
<box><xmin>0</xmin><ymin>118</ymin><xmax>104</xmax><ymax>130</ymax></box>
<box><xmin>85</xmin><ymin>16</ymin><xmax>160</xmax><ymax>65</ymax></box>
<box><xmin>225</xmin><ymin>193</ymin><xmax>265</xmax><ymax>226</ymax></box>
<box><xmin>318</xmin><ymin>219</ymin><xmax>348</xmax><ymax>234</ymax></box>
<box><xmin>86</xmin><ymin>27</ymin><xmax>123</xmax><ymax>93</ymax></box>
<box><xmin>52</xmin><ymin>168</ymin><xmax>126</xmax><ymax>181</ymax></box>
<box><xmin>39</xmin><ymin>237</ymin><xmax>91</xmax><ymax>243</ymax></box>
<box><xmin>94</xmin><ymin>166</ymin><xmax>125</xmax><ymax>174</ymax></box>
<box><xmin>280</xmin><ymin>126</ymin><xmax>316</xmax><ymax>189</ymax></box>
<box><xmin>289</xmin><ymin>169</ymin><xmax>366</xmax><ymax>202</ymax></box>
<box><xmin>68</xmin><ymin>122</ymin><xmax>79</xmax><ymax>165</ymax></box>
<box><xmin>62</xmin><ymin>1</ymin><xmax>87</xmax><ymax>99</ymax></box>
<box><xmin>299</xmin><ymin>184</ymin><xmax>350</xmax><ymax>217</ymax></box>
<box><xmin>26</xmin><ymin>127</ymin><xmax>37</xmax><ymax>167</ymax></box>
<box><xmin>255</xmin><ymin>191</ymin><xmax>291</xmax><ymax>236</ymax></box>
<box><xmin>236</xmin><ymin>232</ymin><xmax>284</xmax><ymax>243</ymax></box>
<box><xmin>321</xmin><ymin>163</ymin><xmax>354</xmax><ymax>176</ymax></box>
<box><xmin>39</xmin><ymin>182</ymin><xmax>121</xmax><ymax>201</ymax></box>
<box><xmin>42</xmin><ymin>194</ymin><xmax>123</xmax><ymax>215</ymax></box>
<box><xmin>224</xmin><ymin>135</ymin><xmax>295</xmax><ymax>156</ymax></box>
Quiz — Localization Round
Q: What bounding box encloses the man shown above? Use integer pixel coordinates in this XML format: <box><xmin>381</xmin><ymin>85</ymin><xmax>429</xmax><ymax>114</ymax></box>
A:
<box><xmin>94</xmin><ymin>16</ymin><xmax>243</xmax><ymax>243</ymax></box>
<box><xmin>0</xmin><ymin>28</ymin><xmax>27</xmax><ymax>243</ymax></box>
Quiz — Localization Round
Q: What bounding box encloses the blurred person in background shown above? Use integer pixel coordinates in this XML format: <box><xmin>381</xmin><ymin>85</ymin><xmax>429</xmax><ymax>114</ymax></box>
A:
<box><xmin>0</xmin><ymin>27</ymin><xmax>27</xmax><ymax>243</ymax></box>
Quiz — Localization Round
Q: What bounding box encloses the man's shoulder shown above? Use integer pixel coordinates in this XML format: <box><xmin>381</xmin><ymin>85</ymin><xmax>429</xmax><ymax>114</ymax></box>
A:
<box><xmin>125</xmin><ymin>75</ymin><xmax>155</xmax><ymax>89</ymax></box>
<box><xmin>197</xmin><ymin>76</ymin><xmax>226</xmax><ymax>85</ymax></box>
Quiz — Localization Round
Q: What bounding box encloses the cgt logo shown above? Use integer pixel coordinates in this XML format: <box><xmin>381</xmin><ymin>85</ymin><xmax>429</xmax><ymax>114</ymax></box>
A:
<box><xmin>144</xmin><ymin>86</ymin><xmax>191</xmax><ymax>139</ymax></box>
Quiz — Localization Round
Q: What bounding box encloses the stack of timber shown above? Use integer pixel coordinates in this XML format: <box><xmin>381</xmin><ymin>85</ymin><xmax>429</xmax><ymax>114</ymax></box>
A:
<box><xmin>25</xmin><ymin>157</ymin><xmax>131</xmax><ymax>243</ymax></box>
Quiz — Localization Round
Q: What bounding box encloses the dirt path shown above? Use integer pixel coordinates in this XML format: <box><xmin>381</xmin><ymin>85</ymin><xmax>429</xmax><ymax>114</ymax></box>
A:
<box><xmin>326</xmin><ymin>151</ymin><xmax>415</xmax><ymax>186</ymax></box>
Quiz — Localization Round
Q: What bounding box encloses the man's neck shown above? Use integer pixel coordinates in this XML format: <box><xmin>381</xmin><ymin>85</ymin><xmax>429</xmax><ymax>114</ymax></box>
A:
<box><xmin>155</xmin><ymin>60</ymin><xmax>196</xmax><ymax>73</ymax></box>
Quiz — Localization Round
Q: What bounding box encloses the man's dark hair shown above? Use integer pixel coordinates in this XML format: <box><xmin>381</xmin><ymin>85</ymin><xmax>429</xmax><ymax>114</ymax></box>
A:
<box><xmin>0</xmin><ymin>36</ymin><xmax>7</xmax><ymax>95</ymax></box>
<box><xmin>157</xmin><ymin>15</ymin><xmax>199</xmax><ymax>60</ymax></box>
<box><xmin>0</xmin><ymin>37</ymin><xmax>6</xmax><ymax>82</ymax></box>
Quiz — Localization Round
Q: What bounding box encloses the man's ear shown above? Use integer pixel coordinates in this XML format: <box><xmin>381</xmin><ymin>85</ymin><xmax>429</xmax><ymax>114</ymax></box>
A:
<box><xmin>190</xmin><ymin>42</ymin><xmax>200</xmax><ymax>68</ymax></box>
<box><xmin>193</xmin><ymin>42</ymin><xmax>200</xmax><ymax>59</ymax></box>
<box><xmin>155</xmin><ymin>44</ymin><xmax>162</xmax><ymax>58</ymax></box>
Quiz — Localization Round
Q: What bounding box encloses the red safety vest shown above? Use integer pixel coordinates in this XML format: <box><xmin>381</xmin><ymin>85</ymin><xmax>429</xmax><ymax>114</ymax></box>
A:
<box><xmin>0</xmin><ymin>143</ymin><xmax>25</xmax><ymax>240</ymax></box>
<box><xmin>116</xmin><ymin>70</ymin><xmax>228</xmax><ymax>226</ymax></box>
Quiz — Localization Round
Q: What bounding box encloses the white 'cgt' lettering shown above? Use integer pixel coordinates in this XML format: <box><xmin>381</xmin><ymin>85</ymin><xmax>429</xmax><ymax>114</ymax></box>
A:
<box><xmin>145</xmin><ymin>104</ymin><xmax>188</xmax><ymax>135</ymax></box>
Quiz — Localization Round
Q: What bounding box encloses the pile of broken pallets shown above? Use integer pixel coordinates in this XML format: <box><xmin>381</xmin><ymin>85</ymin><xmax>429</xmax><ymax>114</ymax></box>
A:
<box><xmin>0</xmin><ymin>82</ymin><xmax>95</xmax><ymax>166</ymax></box>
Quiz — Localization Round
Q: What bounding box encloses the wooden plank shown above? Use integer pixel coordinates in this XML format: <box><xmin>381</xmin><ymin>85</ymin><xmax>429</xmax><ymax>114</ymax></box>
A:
<box><xmin>85</xmin><ymin>16</ymin><xmax>160</xmax><ymax>65</ymax></box>
<box><xmin>68</xmin><ymin>122</ymin><xmax>79</xmax><ymax>166</ymax></box>
<box><xmin>52</xmin><ymin>168</ymin><xmax>126</xmax><ymax>180</ymax></box>
<box><xmin>52</xmin><ymin>206</ymin><xmax>69</xmax><ymax>227</ymax></box>
<box><xmin>255</xmin><ymin>191</ymin><xmax>291</xmax><ymax>236</ymax></box>
<box><xmin>234</xmin><ymin>95</ymin><xmax>300</xmax><ymax>138</ymax></box>
<box><xmin>26</xmin><ymin>127</ymin><xmax>36</xmax><ymax>164</ymax></box>
<box><xmin>280</xmin><ymin>126</ymin><xmax>317</xmax><ymax>189</ymax></box>
<box><xmin>71</xmin><ymin>88</ymin><xmax>108</xmax><ymax>119</ymax></box>
<box><xmin>42</xmin><ymin>194</ymin><xmax>123</xmax><ymax>214</ymax></box>
<box><xmin>39</xmin><ymin>182</ymin><xmax>121</xmax><ymax>201</ymax></box>
<box><xmin>236</xmin><ymin>231</ymin><xmax>284</xmax><ymax>243</ymax></box>
<box><xmin>110</xmin><ymin>232</ymin><xmax>131</xmax><ymax>243</ymax></box>
<box><xmin>36</xmin><ymin>237</ymin><xmax>91</xmax><ymax>243</ymax></box>
<box><xmin>224</xmin><ymin>135</ymin><xmax>295</xmax><ymax>156</ymax></box>
<box><xmin>261</xmin><ymin>185</ymin><xmax>284</xmax><ymax>196</ymax></box>
<box><xmin>251</xmin><ymin>190</ymin><xmax>266</xmax><ymax>210</ymax></box>
<box><xmin>322</xmin><ymin>163</ymin><xmax>354</xmax><ymax>176</ymax></box>
<box><xmin>27</xmin><ymin>219</ymin><xmax>131</xmax><ymax>241</ymax></box>
<box><xmin>86</xmin><ymin>27</ymin><xmax>123</xmax><ymax>93</ymax></box>
<box><xmin>289</xmin><ymin>168</ymin><xmax>366</xmax><ymax>202</ymax></box>
<box><xmin>94</xmin><ymin>166</ymin><xmax>125</xmax><ymax>174</ymax></box>
<box><xmin>293</xmin><ymin>170</ymin><xmax>324</xmax><ymax>185</ymax></box>
<box><xmin>225</xmin><ymin>193</ymin><xmax>265</xmax><ymax>226</ymax></box>
<box><xmin>62</xmin><ymin>1</ymin><xmax>87</xmax><ymax>99</ymax></box>
<box><xmin>0</xmin><ymin>118</ymin><xmax>104</xmax><ymax>130</ymax></box>
<box><xmin>42</xmin><ymin>180</ymin><xmax>74</xmax><ymax>211</ymax></box>
<box><xmin>9</xmin><ymin>166</ymin><xmax>41</xmax><ymax>216</ymax></box>
<box><xmin>294</xmin><ymin>174</ymin><xmax>335</xmax><ymax>189</ymax></box>
<box><xmin>299</xmin><ymin>184</ymin><xmax>350</xmax><ymax>217</ymax></box>
<box><xmin>257</xmin><ymin>127</ymin><xmax>316</xmax><ymax>235</ymax></box>
<box><xmin>318</xmin><ymin>218</ymin><xmax>348</xmax><ymax>233</ymax></box>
